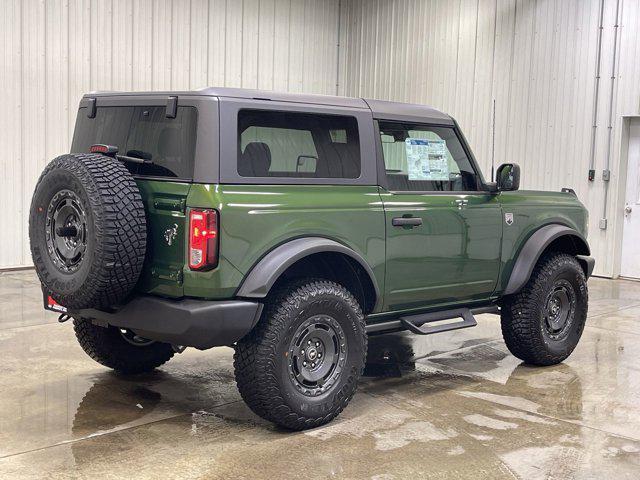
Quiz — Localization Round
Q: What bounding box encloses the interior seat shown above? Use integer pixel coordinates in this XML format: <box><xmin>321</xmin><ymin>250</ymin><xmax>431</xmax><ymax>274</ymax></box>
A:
<box><xmin>239</xmin><ymin>142</ymin><xmax>272</xmax><ymax>177</ymax></box>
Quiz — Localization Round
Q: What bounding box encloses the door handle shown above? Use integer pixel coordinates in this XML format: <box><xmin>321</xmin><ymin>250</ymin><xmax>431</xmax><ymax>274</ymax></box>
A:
<box><xmin>624</xmin><ymin>204</ymin><xmax>633</xmax><ymax>216</ymax></box>
<box><xmin>392</xmin><ymin>216</ymin><xmax>423</xmax><ymax>227</ymax></box>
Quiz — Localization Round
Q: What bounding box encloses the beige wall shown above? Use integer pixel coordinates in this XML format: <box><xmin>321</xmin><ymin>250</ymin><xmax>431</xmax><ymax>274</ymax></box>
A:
<box><xmin>0</xmin><ymin>0</ymin><xmax>343</xmax><ymax>268</ymax></box>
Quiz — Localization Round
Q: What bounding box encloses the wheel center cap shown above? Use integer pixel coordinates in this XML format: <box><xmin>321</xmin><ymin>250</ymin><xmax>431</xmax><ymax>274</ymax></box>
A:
<box><xmin>306</xmin><ymin>347</ymin><xmax>318</xmax><ymax>361</ymax></box>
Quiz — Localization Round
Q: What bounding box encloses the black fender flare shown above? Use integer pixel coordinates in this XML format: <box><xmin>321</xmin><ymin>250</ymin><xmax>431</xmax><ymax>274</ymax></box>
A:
<box><xmin>235</xmin><ymin>237</ymin><xmax>381</xmax><ymax>308</ymax></box>
<box><xmin>504</xmin><ymin>224</ymin><xmax>592</xmax><ymax>295</ymax></box>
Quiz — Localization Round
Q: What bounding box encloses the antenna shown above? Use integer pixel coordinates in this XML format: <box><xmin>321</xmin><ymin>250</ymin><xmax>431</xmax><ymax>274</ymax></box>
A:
<box><xmin>491</xmin><ymin>99</ymin><xmax>496</xmax><ymax>182</ymax></box>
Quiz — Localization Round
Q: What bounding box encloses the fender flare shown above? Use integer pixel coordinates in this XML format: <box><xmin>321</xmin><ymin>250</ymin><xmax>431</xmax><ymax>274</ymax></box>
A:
<box><xmin>235</xmin><ymin>237</ymin><xmax>381</xmax><ymax>306</ymax></box>
<box><xmin>504</xmin><ymin>224</ymin><xmax>592</xmax><ymax>295</ymax></box>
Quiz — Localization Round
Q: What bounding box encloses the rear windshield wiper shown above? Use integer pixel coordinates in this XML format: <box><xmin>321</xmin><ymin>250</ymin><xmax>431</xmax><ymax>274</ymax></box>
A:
<box><xmin>116</xmin><ymin>154</ymin><xmax>154</xmax><ymax>165</ymax></box>
<box><xmin>116</xmin><ymin>150</ymin><xmax>154</xmax><ymax>165</ymax></box>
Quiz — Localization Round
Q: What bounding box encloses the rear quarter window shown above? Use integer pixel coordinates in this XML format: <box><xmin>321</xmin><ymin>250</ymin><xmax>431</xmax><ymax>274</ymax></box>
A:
<box><xmin>71</xmin><ymin>105</ymin><xmax>197</xmax><ymax>179</ymax></box>
<box><xmin>237</xmin><ymin>110</ymin><xmax>361</xmax><ymax>179</ymax></box>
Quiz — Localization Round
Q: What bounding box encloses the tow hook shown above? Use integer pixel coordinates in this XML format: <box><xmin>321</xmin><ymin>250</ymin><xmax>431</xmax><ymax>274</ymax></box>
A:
<box><xmin>58</xmin><ymin>314</ymin><xmax>71</xmax><ymax>323</ymax></box>
<box><xmin>172</xmin><ymin>345</ymin><xmax>186</xmax><ymax>354</ymax></box>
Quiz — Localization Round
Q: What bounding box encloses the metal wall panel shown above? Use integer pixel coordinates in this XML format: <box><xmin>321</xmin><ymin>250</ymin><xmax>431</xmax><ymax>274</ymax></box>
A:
<box><xmin>0</xmin><ymin>0</ymin><xmax>342</xmax><ymax>268</ymax></box>
<box><xmin>339</xmin><ymin>0</ymin><xmax>640</xmax><ymax>277</ymax></box>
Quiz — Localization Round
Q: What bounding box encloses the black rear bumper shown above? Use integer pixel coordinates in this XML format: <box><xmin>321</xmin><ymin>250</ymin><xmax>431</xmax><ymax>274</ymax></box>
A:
<box><xmin>72</xmin><ymin>296</ymin><xmax>263</xmax><ymax>350</ymax></box>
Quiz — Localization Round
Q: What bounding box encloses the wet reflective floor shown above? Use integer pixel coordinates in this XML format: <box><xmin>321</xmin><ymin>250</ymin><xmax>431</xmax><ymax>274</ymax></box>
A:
<box><xmin>1</xmin><ymin>271</ymin><xmax>640</xmax><ymax>479</ymax></box>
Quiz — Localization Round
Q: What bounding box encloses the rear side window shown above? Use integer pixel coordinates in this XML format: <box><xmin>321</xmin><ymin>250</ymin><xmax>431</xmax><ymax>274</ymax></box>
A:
<box><xmin>71</xmin><ymin>106</ymin><xmax>197</xmax><ymax>179</ymax></box>
<box><xmin>237</xmin><ymin>110</ymin><xmax>361</xmax><ymax>179</ymax></box>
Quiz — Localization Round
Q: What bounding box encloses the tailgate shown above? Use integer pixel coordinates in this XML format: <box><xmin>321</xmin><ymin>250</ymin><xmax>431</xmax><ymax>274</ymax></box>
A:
<box><xmin>135</xmin><ymin>180</ymin><xmax>191</xmax><ymax>297</ymax></box>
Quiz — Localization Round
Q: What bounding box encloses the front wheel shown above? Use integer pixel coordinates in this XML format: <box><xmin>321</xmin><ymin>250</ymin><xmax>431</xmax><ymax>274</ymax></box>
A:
<box><xmin>234</xmin><ymin>279</ymin><xmax>367</xmax><ymax>430</ymax></box>
<box><xmin>501</xmin><ymin>252</ymin><xmax>588</xmax><ymax>366</ymax></box>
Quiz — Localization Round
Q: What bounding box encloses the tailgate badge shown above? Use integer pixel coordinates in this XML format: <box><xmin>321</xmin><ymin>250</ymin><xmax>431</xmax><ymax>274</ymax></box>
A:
<box><xmin>164</xmin><ymin>224</ymin><xmax>178</xmax><ymax>246</ymax></box>
<box><xmin>505</xmin><ymin>213</ymin><xmax>514</xmax><ymax>226</ymax></box>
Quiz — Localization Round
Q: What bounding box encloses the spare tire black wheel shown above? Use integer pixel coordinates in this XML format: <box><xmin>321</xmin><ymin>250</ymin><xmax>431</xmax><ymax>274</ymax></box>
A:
<box><xmin>29</xmin><ymin>153</ymin><xmax>147</xmax><ymax>310</ymax></box>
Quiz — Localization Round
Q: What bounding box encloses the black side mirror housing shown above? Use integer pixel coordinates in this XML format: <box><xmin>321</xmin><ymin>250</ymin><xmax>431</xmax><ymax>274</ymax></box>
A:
<box><xmin>496</xmin><ymin>163</ymin><xmax>520</xmax><ymax>191</ymax></box>
<box><xmin>485</xmin><ymin>181</ymin><xmax>498</xmax><ymax>193</ymax></box>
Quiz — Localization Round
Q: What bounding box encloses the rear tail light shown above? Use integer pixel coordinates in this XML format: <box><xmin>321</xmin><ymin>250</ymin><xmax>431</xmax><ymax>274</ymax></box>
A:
<box><xmin>189</xmin><ymin>209</ymin><xmax>218</xmax><ymax>270</ymax></box>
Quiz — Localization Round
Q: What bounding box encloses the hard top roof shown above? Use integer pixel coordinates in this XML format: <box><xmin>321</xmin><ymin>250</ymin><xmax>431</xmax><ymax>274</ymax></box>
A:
<box><xmin>85</xmin><ymin>87</ymin><xmax>453</xmax><ymax>124</ymax></box>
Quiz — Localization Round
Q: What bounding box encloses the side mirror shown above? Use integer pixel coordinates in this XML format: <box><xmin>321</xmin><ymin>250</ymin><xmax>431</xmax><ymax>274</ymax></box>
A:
<box><xmin>496</xmin><ymin>163</ymin><xmax>520</xmax><ymax>191</ymax></box>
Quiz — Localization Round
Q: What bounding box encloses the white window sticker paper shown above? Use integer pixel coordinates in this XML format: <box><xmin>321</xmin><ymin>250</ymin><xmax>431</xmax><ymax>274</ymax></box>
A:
<box><xmin>405</xmin><ymin>138</ymin><xmax>449</xmax><ymax>181</ymax></box>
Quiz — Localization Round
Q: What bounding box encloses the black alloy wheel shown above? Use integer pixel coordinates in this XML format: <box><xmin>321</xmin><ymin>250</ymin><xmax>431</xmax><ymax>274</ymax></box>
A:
<box><xmin>287</xmin><ymin>314</ymin><xmax>347</xmax><ymax>397</ymax></box>
<box><xmin>45</xmin><ymin>189</ymin><xmax>88</xmax><ymax>273</ymax></box>
<box><xmin>542</xmin><ymin>280</ymin><xmax>577</xmax><ymax>341</ymax></box>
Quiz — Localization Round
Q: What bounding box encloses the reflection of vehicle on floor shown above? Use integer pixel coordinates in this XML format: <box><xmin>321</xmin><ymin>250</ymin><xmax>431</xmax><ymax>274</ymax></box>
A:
<box><xmin>364</xmin><ymin>334</ymin><xmax>416</xmax><ymax>377</ymax></box>
<box><xmin>503</xmin><ymin>363</ymin><xmax>583</xmax><ymax>420</ymax></box>
<box><xmin>72</xmin><ymin>380</ymin><xmax>162</xmax><ymax>437</ymax></box>
<box><xmin>30</xmin><ymin>88</ymin><xmax>594</xmax><ymax>430</ymax></box>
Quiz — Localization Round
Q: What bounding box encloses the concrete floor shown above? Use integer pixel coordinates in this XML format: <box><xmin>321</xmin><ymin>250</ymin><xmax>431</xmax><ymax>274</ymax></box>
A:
<box><xmin>0</xmin><ymin>272</ymin><xmax>639</xmax><ymax>479</ymax></box>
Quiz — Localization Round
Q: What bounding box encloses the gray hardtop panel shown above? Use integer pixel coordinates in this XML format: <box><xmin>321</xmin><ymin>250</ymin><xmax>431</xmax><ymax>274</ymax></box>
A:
<box><xmin>364</xmin><ymin>98</ymin><xmax>454</xmax><ymax>125</ymax></box>
<box><xmin>82</xmin><ymin>89</ymin><xmax>455</xmax><ymax>122</ymax></box>
<box><xmin>84</xmin><ymin>88</ymin><xmax>369</xmax><ymax>109</ymax></box>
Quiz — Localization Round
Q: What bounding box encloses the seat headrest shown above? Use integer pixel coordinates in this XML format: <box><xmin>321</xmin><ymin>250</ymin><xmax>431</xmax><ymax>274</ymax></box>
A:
<box><xmin>316</xmin><ymin>143</ymin><xmax>360</xmax><ymax>178</ymax></box>
<box><xmin>240</xmin><ymin>142</ymin><xmax>272</xmax><ymax>176</ymax></box>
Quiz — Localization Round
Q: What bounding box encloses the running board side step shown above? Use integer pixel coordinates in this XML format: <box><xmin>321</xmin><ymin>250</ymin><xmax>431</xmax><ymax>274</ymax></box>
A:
<box><xmin>365</xmin><ymin>305</ymin><xmax>499</xmax><ymax>335</ymax></box>
<box><xmin>399</xmin><ymin>308</ymin><xmax>476</xmax><ymax>335</ymax></box>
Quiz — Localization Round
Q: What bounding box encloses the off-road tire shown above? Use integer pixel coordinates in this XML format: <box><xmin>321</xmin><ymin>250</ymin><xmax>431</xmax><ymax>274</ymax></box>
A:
<box><xmin>29</xmin><ymin>153</ymin><xmax>146</xmax><ymax>310</ymax></box>
<box><xmin>73</xmin><ymin>318</ymin><xmax>174</xmax><ymax>374</ymax></box>
<box><xmin>501</xmin><ymin>252</ymin><xmax>588</xmax><ymax>366</ymax></box>
<box><xmin>234</xmin><ymin>279</ymin><xmax>367</xmax><ymax>430</ymax></box>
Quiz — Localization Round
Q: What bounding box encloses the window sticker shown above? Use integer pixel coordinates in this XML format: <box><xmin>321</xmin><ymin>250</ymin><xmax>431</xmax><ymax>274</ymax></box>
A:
<box><xmin>405</xmin><ymin>138</ymin><xmax>449</xmax><ymax>181</ymax></box>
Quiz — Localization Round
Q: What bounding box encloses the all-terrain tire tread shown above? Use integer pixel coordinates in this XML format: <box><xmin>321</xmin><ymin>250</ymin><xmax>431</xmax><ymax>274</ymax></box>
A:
<box><xmin>234</xmin><ymin>279</ymin><xmax>367</xmax><ymax>430</ymax></box>
<box><xmin>30</xmin><ymin>153</ymin><xmax>146</xmax><ymax>309</ymax></box>
<box><xmin>501</xmin><ymin>252</ymin><xmax>588</xmax><ymax>366</ymax></box>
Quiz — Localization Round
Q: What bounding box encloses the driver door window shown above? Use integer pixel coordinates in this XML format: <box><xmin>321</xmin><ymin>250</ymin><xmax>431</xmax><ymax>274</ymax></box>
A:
<box><xmin>379</xmin><ymin>121</ymin><xmax>480</xmax><ymax>192</ymax></box>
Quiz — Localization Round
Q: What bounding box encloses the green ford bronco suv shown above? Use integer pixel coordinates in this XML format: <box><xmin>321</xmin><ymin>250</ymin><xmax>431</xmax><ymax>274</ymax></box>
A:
<box><xmin>29</xmin><ymin>88</ymin><xmax>594</xmax><ymax>430</ymax></box>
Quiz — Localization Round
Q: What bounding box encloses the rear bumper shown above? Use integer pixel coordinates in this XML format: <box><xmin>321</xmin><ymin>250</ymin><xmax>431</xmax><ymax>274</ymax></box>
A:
<box><xmin>72</xmin><ymin>296</ymin><xmax>263</xmax><ymax>350</ymax></box>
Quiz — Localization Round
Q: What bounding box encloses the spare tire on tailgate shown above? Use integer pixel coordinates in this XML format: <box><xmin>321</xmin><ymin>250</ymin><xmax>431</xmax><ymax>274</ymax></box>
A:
<box><xmin>29</xmin><ymin>153</ymin><xmax>147</xmax><ymax>310</ymax></box>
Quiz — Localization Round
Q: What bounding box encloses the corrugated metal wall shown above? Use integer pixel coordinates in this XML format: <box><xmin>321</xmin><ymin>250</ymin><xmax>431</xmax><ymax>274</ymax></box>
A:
<box><xmin>0</xmin><ymin>0</ymin><xmax>342</xmax><ymax>268</ymax></box>
<box><xmin>339</xmin><ymin>0</ymin><xmax>640</xmax><ymax>277</ymax></box>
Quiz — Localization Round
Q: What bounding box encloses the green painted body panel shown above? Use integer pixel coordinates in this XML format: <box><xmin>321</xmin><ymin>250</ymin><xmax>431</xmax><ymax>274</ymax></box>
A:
<box><xmin>185</xmin><ymin>184</ymin><xmax>387</xmax><ymax>300</ymax></box>
<box><xmin>494</xmin><ymin>190</ymin><xmax>588</xmax><ymax>293</ymax></box>
<box><xmin>380</xmin><ymin>191</ymin><xmax>502</xmax><ymax>312</ymax></box>
<box><xmin>133</xmin><ymin>179</ymin><xmax>588</xmax><ymax>316</ymax></box>
<box><xmin>135</xmin><ymin>180</ymin><xmax>191</xmax><ymax>298</ymax></box>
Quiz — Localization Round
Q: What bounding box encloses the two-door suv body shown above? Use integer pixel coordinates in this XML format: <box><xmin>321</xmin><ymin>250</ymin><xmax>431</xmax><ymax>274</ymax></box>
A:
<box><xmin>29</xmin><ymin>88</ymin><xmax>594</xmax><ymax>429</ymax></box>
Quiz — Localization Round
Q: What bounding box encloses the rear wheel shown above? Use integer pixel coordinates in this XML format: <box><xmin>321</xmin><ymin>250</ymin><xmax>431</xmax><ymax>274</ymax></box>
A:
<box><xmin>234</xmin><ymin>279</ymin><xmax>367</xmax><ymax>430</ymax></box>
<box><xmin>501</xmin><ymin>252</ymin><xmax>588</xmax><ymax>366</ymax></box>
<box><xmin>73</xmin><ymin>318</ymin><xmax>175</xmax><ymax>374</ymax></box>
